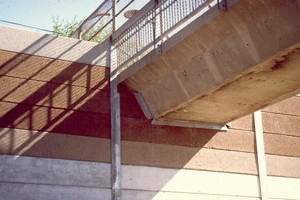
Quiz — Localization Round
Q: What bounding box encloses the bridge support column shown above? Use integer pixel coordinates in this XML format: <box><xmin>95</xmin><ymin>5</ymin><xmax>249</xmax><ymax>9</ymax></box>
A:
<box><xmin>110</xmin><ymin>48</ymin><xmax>121</xmax><ymax>200</ymax></box>
<box><xmin>110</xmin><ymin>0</ymin><xmax>121</xmax><ymax>198</ymax></box>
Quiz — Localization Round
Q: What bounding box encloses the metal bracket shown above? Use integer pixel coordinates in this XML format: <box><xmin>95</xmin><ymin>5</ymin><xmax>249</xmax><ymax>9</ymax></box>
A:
<box><xmin>155</xmin><ymin>44</ymin><xmax>163</xmax><ymax>55</ymax></box>
<box><xmin>152</xmin><ymin>119</ymin><xmax>229</xmax><ymax>131</ymax></box>
<box><xmin>134</xmin><ymin>92</ymin><xmax>153</xmax><ymax>119</ymax></box>
<box><xmin>217</xmin><ymin>0</ymin><xmax>228</xmax><ymax>11</ymax></box>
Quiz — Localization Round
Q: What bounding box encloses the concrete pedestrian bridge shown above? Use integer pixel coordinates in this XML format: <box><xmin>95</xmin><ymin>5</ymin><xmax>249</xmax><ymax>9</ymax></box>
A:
<box><xmin>1</xmin><ymin>0</ymin><xmax>300</xmax><ymax>128</ymax></box>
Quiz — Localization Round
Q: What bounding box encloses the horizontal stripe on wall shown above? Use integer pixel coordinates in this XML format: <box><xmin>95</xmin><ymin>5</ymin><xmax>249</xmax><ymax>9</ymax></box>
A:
<box><xmin>0</xmin><ymin>128</ymin><xmax>258</xmax><ymax>175</ymax></box>
<box><xmin>122</xmin><ymin>190</ymin><xmax>260</xmax><ymax>200</ymax></box>
<box><xmin>1</xmin><ymin>128</ymin><xmax>300</xmax><ymax>178</ymax></box>
<box><xmin>267</xmin><ymin>154</ymin><xmax>300</xmax><ymax>178</ymax></box>
<box><xmin>3</xmin><ymin>184</ymin><xmax>299</xmax><ymax>200</ymax></box>
<box><xmin>121</xmin><ymin>140</ymin><xmax>259</xmax><ymax>175</ymax></box>
<box><xmin>0</xmin><ymin>127</ymin><xmax>297</xmax><ymax>161</ymax></box>
<box><xmin>0</xmin><ymin>50</ymin><xmax>109</xmax><ymax>87</ymax></box>
<box><xmin>0</xmin><ymin>75</ymin><xmax>145</xmax><ymax>119</ymax></box>
<box><xmin>0</xmin><ymin>182</ymin><xmax>111</xmax><ymax>200</ymax></box>
<box><xmin>263</xmin><ymin>96</ymin><xmax>300</xmax><ymax>116</ymax></box>
<box><xmin>123</xmin><ymin>189</ymin><xmax>300</xmax><ymax>200</ymax></box>
<box><xmin>0</xmin><ymin>101</ymin><xmax>255</xmax><ymax>146</ymax></box>
<box><xmin>0</xmin><ymin>128</ymin><xmax>111</xmax><ymax>162</ymax></box>
<box><xmin>267</xmin><ymin>176</ymin><xmax>300</xmax><ymax>200</ymax></box>
<box><xmin>0</xmin><ymin>75</ymin><xmax>110</xmax><ymax>114</ymax></box>
<box><xmin>1</xmin><ymin>155</ymin><xmax>300</xmax><ymax>200</ymax></box>
<box><xmin>122</xmin><ymin>165</ymin><xmax>260</xmax><ymax>198</ymax></box>
<box><xmin>0</xmin><ymin>155</ymin><xmax>110</xmax><ymax>188</ymax></box>
<box><xmin>122</xmin><ymin>166</ymin><xmax>300</xmax><ymax>199</ymax></box>
<box><xmin>262</xmin><ymin>112</ymin><xmax>300</xmax><ymax>137</ymax></box>
<box><xmin>121</xmin><ymin>119</ymin><xmax>256</xmax><ymax>151</ymax></box>
<box><xmin>0</xmin><ymin>101</ymin><xmax>111</xmax><ymax>138</ymax></box>
<box><xmin>264</xmin><ymin>133</ymin><xmax>300</xmax><ymax>157</ymax></box>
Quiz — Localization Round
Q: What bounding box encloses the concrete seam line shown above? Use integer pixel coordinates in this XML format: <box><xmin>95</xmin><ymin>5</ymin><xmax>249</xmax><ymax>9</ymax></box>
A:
<box><xmin>253</xmin><ymin>111</ymin><xmax>269</xmax><ymax>200</ymax></box>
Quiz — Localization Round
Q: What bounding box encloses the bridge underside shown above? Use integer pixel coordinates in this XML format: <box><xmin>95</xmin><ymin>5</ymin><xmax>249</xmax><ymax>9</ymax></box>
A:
<box><xmin>121</xmin><ymin>0</ymin><xmax>300</xmax><ymax>125</ymax></box>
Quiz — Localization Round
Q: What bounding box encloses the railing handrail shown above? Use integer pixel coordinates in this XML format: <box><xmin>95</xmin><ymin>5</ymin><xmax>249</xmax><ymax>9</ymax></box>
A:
<box><xmin>157</xmin><ymin>0</ymin><xmax>213</xmax><ymax>42</ymax></box>
<box><xmin>112</xmin><ymin>0</ymin><xmax>155</xmax><ymax>41</ymax></box>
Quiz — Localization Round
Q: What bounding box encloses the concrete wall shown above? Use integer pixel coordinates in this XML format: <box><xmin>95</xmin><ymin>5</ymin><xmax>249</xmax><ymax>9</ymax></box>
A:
<box><xmin>0</xmin><ymin>49</ymin><xmax>300</xmax><ymax>199</ymax></box>
<box><xmin>262</xmin><ymin>96</ymin><xmax>300</xmax><ymax>178</ymax></box>
<box><xmin>1</xmin><ymin>152</ymin><xmax>300</xmax><ymax>200</ymax></box>
<box><xmin>0</xmin><ymin>25</ymin><xmax>109</xmax><ymax>67</ymax></box>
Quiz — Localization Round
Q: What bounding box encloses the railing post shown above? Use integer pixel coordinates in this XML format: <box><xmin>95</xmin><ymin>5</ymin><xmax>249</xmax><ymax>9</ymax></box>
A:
<box><xmin>112</xmin><ymin>0</ymin><xmax>117</xmax><ymax>32</ymax></box>
<box><xmin>152</xmin><ymin>0</ymin><xmax>158</xmax><ymax>49</ymax></box>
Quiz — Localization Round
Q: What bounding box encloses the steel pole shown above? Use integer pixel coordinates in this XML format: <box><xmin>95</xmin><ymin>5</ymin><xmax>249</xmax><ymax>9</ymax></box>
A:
<box><xmin>111</xmin><ymin>0</ymin><xmax>121</xmax><ymax>199</ymax></box>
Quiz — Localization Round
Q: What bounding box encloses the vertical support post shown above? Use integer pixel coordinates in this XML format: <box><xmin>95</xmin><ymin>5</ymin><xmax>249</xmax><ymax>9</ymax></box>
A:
<box><xmin>253</xmin><ymin>111</ymin><xmax>269</xmax><ymax>200</ymax></box>
<box><xmin>152</xmin><ymin>1</ymin><xmax>157</xmax><ymax>49</ymax></box>
<box><xmin>111</xmin><ymin>1</ymin><xmax>121</xmax><ymax>199</ymax></box>
<box><xmin>110</xmin><ymin>46</ymin><xmax>121</xmax><ymax>200</ymax></box>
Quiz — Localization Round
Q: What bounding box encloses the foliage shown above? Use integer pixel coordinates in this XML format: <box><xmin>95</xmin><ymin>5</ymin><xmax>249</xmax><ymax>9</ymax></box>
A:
<box><xmin>52</xmin><ymin>16</ymin><xmax>81</xmax><ymax>37</ymax></box>
<box><xmin>52</xmin><ymin>16</ymin><xmax>112</xmax><ymax>43</ymax></box>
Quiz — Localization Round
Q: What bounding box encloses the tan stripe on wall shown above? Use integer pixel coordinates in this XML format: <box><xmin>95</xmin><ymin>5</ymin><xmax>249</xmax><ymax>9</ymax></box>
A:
<box><xmin>0</xmin><ymin>75</ymin><xmax>110</xmax><ymax>114</ymax></box>
<box><xmin>0</xmin><ymin>128</ymin><xmax>257</xmax><ymax>175</ymax></box>
<box><xmin>2</xmin><ymin>126</ymin><xmax>299</xmax><ymax>158</ymax></box>
<box><xmin>1</xmin><ymin>128</ymin><xmax>300</xmax><ymax>178</ymax></box>
<box><xmin>122</xmin><ymin>140</ymin><xmax>258</xmax><ymax>175</ymax></box>
<box><xmin>264</xmin><ymin>133</ymin><xmax>300</xmax><ymax>157</ymax></box>
<box><xmin>262</xmin><ymin>112</ymin><xmax>300</xmax><ymax>137</ymax></box>
<box><xmin>267</xmin><ymin>154</ymin><xmax>300</xmax><ymax>178</ymax></box>
<box><xmin>263</xmin><ymin>96</ymin><xmax>300</xmax><ymax>116</ymax></box>
<box><xmin>0</xmin><ymin>128</ymin><xmax>111</xmax><ymax>163</ymax></box>
<box><xmin>0</xmin><ymin>50</ymin><xmax>109</xmax><ymax>86</ymax></box>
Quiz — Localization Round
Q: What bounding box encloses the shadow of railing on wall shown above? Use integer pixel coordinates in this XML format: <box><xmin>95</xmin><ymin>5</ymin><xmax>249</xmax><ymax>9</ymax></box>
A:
<box><xmin>0</xmin><ymin>34</ymin><xmax>110</xmax><ymax>154</ymax></box>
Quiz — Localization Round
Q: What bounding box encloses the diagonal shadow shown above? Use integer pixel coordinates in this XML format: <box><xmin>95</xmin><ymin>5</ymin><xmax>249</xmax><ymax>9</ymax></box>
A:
<box><xmin>0</xmin><ymin>33</ymin><xmax>110</xmax><ymax>155</ymax></box>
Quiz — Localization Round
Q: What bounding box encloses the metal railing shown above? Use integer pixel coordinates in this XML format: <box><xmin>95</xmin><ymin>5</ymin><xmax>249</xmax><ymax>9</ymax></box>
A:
<box><xmin>112</xmin><ymin>0</ymin><xmax>213</xmax><ymax>71</ymax></box>
<box><xmin>70</xmin><ymin>0</ymin><xmax>137</xmax><ymax>42</ymax></box>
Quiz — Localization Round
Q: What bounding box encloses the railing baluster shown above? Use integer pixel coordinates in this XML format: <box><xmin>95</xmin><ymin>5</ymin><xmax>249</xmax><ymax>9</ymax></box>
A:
<box><xmin>113</xmin><ymin>0</ymin><xmax>212</xmax><ymax>71</ymax></box>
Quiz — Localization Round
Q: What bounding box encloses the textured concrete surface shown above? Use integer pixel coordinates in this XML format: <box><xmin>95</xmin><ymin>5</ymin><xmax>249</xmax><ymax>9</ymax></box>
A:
<box><xmin>122</xmin><ymin>190</ymin><xmax>260</xmax><ymax>200</ymax></box>
<box><xmin>0</xmin><ymin>6</ymin><xmax>300</xmax><ymax>198</ymax></box>
<box><xmin>0</xmin><ymin>50</ymin><xmax>110</xmax><ymax>89</ymax></box>
<box><xmin>266</xmin><ymin>154</ymin><xmax>300</xmax><ymax>178</ymax></box>
<box><xmin>263</xmin><ymin>96</ymin><xmax>300</xmax><ymax>116</ymax></box>
<box><xmin>0</xmin><ymin>25</ymin><xmax>109</xmax><ymax>66</ymax></box>
<box><xmin>122</xmin><ymin>165</ymin><xmax>260</xmax><ymax>197</ymax></box>
<box><xmin>123</xmin><ymin>0</ymin><xmax>300</xmax><ymax>124</ymax></box>
<box><xmin>0</xmin><ymin>155</ymin><xmax>111</xmax><ymax>187</ymax></box>
<box><xmin>1</xmin><ymin>127</ymin><xmax>300</xmax><ymax>178</ymax></box>
<box><xmin>262</xmin><ymin>112</ymin><xmax>300</xmax><ymax>136</ymax></box>
<box><xmin>1</xmin><ymin>154</ymin><xmax>299</xmax><ymax>200</ymax></box>
<box><xmin>0</xmin><ymin>183</ymin><xmax>111</xmax><ymax>200</ymax></box>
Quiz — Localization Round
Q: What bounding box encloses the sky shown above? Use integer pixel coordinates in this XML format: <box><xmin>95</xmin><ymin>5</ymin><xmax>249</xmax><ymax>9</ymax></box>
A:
<box><xmin>0</xmin><ymin>0</ymin><xmax>148</xmax><ymax>33</ymax></box>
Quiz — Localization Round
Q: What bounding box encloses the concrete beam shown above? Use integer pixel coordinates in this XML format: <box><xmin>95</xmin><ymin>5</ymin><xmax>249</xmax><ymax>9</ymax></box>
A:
<box><xmin>122</xmin><ymin>0</ymin><xmax>300</xmax><ymax>124</ymax></box>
